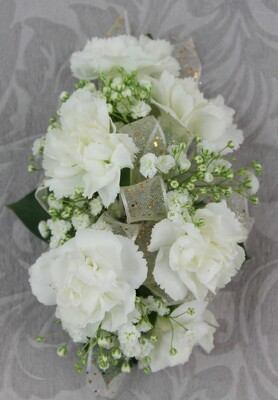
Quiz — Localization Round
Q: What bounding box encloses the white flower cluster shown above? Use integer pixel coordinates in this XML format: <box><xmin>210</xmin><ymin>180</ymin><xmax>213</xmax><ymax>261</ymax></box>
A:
<box><xmin>149</xmin><ymin>201</ymin><xmax>248</xmax><ymax>301</ymax></box>
<box><xmin>43</xmin><ymin>88</ymin><xmax>138</xmax><ymax>207</ymax></box>
<box><xmin>140</xmin><ymin>153</ymin><xmax>176</xmax><ymax>178</ymax></box>
<box><xmin>29</xmin><ymin>229</ymin><xmax>147</xmax><ymax>342</ymax></box>
<box><xmin>147</xmin><ymin>301</ymin><xmax>217</xmax><ymax>372</ymax></box>
<box><xmin>151</xmin><ymin>71</ymin><xmax>243</xmax><ymax>154</ymax></box>
<box><xmin>70</xmin><ymin>35</ymin><xmax>180</xmax><ymax>80</ymax></box>
<box><xmin>118</xmin><ymin>323</ymin><xmax>153</xmax><ymax>359</ymax></box>
<box><xmin>27</xmin><ymin>32</ymin><xmax>260</xmax><ymax>377</ymax></box>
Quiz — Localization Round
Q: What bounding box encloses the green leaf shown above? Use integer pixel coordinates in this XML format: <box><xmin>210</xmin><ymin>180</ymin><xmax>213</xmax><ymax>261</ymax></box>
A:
<box><xmin>120</xmin><ymin>168</ymin><xmax>131</xmax><ymax>187</ymax></box>
<box><xmin>7</xmin><ymin>190</ymin><xmax>49</xmax><ymax>241</ymax></box>
<box><xmin>136</xmin><ymin>285</ymin><xmax>153</xmax><ymax>298</ymax></box>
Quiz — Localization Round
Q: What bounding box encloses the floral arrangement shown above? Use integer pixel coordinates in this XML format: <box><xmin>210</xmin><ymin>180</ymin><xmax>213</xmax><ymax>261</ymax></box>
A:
<box><xmin>9</xmin><ymin>16</ymin><xmax>261</xmax><ymax>391</ymax></box>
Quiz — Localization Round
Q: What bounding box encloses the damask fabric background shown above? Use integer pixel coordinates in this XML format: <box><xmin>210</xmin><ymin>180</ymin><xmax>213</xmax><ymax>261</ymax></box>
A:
<box><xmin>1</xmin><ymin>0</ymin><xmax>277</xmax><ymax>399</ymax></box>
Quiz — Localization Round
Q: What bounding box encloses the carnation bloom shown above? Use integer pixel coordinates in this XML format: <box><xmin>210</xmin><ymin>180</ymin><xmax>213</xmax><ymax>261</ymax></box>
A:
<box><xmin>151</xmin><ymin>71</ymin><xmax>243</xmax><ymax>153</ymax></box>
<box><xmin>145</xmin><ymin>301</ymin><xmax>217</xmax><ymax>372</ymax></box>
<box><xmin>151</xmin><ymin>71</ymin><xmax>205</xmax><ymax>121</ymax></box>
<box><xmin>42</xmin><ymin>88</ymin><xmax>137</xmax><ymax>207</ymax></box>
<box><xmin>187</xmin><ymin>96</ymin><xmax>243</xmax><ymax>154</ymax></box>
<box><xmin>149</xmin><ymin>201</ymin><xmax>247</xmax><ymax>301</ymax></box>
<box><xmin>29</xmin><ymin>229</ymin><xmax>147</xmax><ymax>342</ymax></box>
<box><xmin>70</xmin><ymin>35</ymin><xmax>180</xmax><ymax>80</ymax></box>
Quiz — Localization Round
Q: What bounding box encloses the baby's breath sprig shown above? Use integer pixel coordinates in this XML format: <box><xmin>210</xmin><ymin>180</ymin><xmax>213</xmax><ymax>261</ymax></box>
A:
<box><xmin>27</xmin><ymin>136</ymin><xmax>45</xmax><ymax>173</ymax></box>
<box><xmin>74</xmin><ymin>329</ymin><xmax>126</xmax><ymax>375</ymax></box>
<box><xmin>168</xmin><ymin>137</ymin><xmax>261</xmax><ymax>209</ymax></box>
<box><xmin>98</xmin><ymin>68</ymin><xmax>152</xmax><ymax>123</ymax></box>
<box><xmin>41</xmin><ymin>190</ymin><xmax>103</xmax><ymax>246</ymax></box>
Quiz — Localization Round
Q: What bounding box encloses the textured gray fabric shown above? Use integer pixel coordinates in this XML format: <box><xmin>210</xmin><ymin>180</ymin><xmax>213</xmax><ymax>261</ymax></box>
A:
<box><xmin>1</xmin><ymin>0</ymin><xmax>277</xmax><ymax>399</ymax></box>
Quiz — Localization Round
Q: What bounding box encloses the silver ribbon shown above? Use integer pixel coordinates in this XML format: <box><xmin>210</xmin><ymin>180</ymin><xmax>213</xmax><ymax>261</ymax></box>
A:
<box><xmin>171</xmin><ymin>35</ymin><xmax>202</xmax><ymax>81</ymax></box>
<box><xmin>35</xmin><ymin>183</ymin><xmax>48</xmax><ymax>212</ymax></box>
<box><xmin>120</xmin><ymin>176</ymin><xmax>168</xmax><ymax>224</ymax></box>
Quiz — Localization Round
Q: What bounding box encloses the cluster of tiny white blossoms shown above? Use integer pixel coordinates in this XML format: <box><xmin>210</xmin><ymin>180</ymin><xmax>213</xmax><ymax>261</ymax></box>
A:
<box><xmin>26</xmin><ymin>33</ymin><xmax>261</xmax><ymax>377</ymax></box>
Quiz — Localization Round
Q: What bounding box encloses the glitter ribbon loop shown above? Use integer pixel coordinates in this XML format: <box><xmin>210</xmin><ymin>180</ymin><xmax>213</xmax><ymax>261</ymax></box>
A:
<box><xmin>121</xmin><ymin>115</ymin><xmax>168</xmax><ymax>183</ymax></box>
<box><xmin>97</xmin><ymin>211</ymin><xmax>141</xmax><ymax>240</ymax></box>
<box><xmin>171</xmin><ymin>35</ymin><xmax>202</xmax><ymax>81</ymax></box>
<box><xmin>120</xmin><ymin>176</ymin><xmax>168</xmax><ymax>224</ymax></box>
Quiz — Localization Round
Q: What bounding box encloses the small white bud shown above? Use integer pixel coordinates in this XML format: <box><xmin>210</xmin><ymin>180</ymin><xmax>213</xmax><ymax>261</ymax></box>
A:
<box><xmin>38</xmin><ymin>221</ymin><xmax>49</xmax><ymax>238</ymax></box>
<box><xmin>204</xmin><ymin>172</ymin><xmax>214</xmax><ymax>183</ymax></box>
<box><xmin>121</xmin><ymin>362</ymin><xmax>131</xmax><ymax>373</ymax></box>
<box><xmin>57</xmin><ymin>344</ymin><xmax>67</xmax><ymax>357</ymax></box>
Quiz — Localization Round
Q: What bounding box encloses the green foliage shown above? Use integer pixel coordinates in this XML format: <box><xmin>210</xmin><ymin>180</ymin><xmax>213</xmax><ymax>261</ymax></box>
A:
<box><xmin>7</xmin><ymin>190</ymin><xmax>49</xmax><ymax>241</ymax></box>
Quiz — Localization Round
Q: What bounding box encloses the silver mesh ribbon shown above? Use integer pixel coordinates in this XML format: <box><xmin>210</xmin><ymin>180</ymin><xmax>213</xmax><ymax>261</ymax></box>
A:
<box><xmin>227</xmin><ymin>192</ymin><xmax>254</xmax><ymax>233</ymax></box>
<box><xmin>121</xmin><ymin>115</ymin><xmax>167</xmax><ymax>183</ymax></box>
<box><xmin>86</xmin><ymin>347</ymin><xmax>126</xmax><ymax>399</ymax></box>
<box><xmin>157</xmin><ymin>110</ymin><xmax>194</xmax><ymax>148</ymax></box>
<box><xmin>120</xmin><ymin>176</ymin><xmax>168</xmax><ymax>224</ymax></box>
<box><xmin>35</xmin><ymin>183</ymin><xmax>49</xmax><ymax>213</ymax></box>
<box><xmin>105</xmin><ymin>10</ymin><xmax>130</xmax><ymax>37</ymax></box>
<box><xmin>121</xmin><ymin>115</ymin><xmax>194</xmax><ymax>182</ymax></box>
<box><xmin>98</xmin><ymin>211</ymin><xmax>141</xmax><ymax>240</ymax></box>
<box><xmin>171</xmin><ymin>35</ymin><xmax>201</xmax><ymax>81</ymax></box>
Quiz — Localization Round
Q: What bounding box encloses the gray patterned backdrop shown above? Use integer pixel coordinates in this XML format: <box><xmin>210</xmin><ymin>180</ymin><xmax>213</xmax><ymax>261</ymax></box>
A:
<box><xmin>1</xmin><ymin>0</ymin><xmax>277</xmax><ymax>399</ymax></box>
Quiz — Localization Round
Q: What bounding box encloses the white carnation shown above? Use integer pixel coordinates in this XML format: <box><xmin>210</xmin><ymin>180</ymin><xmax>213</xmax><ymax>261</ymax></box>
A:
<box><xmin>151</xmin><ymin>71</ymin><xmax>205</xmax><ymax>125</ymax></box>
<box><xmin>149</xmin><ymin>201</ymin><xmax>247</xmax><ymax>301</ymax></box>
<box><xmin>155</xmin><ymin>155</ymin><xmax>175</xmax><ymax>174</ymax></box>
<box><xmin>151</xmin><ymin>71</ymin><xmax>243</xmax><ymax>153</ymax></box>
<box><xmin>146</xmin><ymin>301</ymin><xmax>217</xmax><ymax>372</ymax></box>
<box><xmin>60</xmin><ymin>87</ymin><xmax>110</xmax><ymax>135</ymax></box>
<box><xmin>29</xmin><ymin>229</ymin><xmax>147</xmax><ymax>342</ymax></box>
<box><xmin>43</xmin><ymin>88</ymin><xmax>138</xmax><ymax>207</ymax></box>
<box><xmin>139</xmin><ymin>153</ymin><xmax>157</xmax><ymax>178</ymax></box>
<box><xmin>70</xmin><ymin>35</ymin><xmax>180</xmax><ymax>80</ymax></box>
<box><xmin>187</xmin><ymin>96</ymin><xmax>243</xmax><ymax>154</ymax></box>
